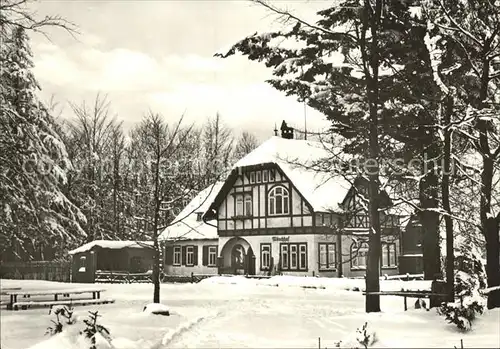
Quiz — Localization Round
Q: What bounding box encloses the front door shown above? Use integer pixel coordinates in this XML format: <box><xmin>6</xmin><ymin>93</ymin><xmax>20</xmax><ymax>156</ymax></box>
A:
<box><xmin>231</xmin><ymin>244</ymin><xmax>245</xmax><ymax>275</ymax></box>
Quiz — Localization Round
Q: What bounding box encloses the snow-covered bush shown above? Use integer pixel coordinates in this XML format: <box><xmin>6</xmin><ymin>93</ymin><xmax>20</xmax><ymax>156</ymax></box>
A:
<box><xmin>46</xmin><ymin>304</ymin><xmax>77</xmax><ymax>335</ymax></box>
<box><xmin>81</xmin><ymin>311</ymin><xmax>112</xmax><ymax>349</ymax></box>
<box><xmin>334</xmin><ymin>322</ymin><xmax>377</xmax><ymax>348</ymax></box>
<box><xmin>439</xmin><ymin>243</ymin><xmax>486</xmax><ymax>331</ymax></box>
<box><xmin>43</xmin><ymin>308</ymin><xmax>113</xmax><ymax>349</ymax></box>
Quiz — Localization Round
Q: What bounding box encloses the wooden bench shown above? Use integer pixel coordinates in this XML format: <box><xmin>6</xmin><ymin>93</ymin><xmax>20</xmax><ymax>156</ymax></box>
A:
<box><xmin>6</xmin><ymin>288</ymin><xmax>108</xmax><ymax>311</ymax></box>
<box><xmin>1</xmin><ymin>287</ymin><xmax>21</xmax><ymax>295</ymax></box>
<box><xmin>12</xmin><ymin>298</ymin><xmax>115</xmax><ymax>311</ymax></box>
<box><xmin>363</xmin><ymin>290</ymin><xmax>448</xmax><ymax>311</ymax></box>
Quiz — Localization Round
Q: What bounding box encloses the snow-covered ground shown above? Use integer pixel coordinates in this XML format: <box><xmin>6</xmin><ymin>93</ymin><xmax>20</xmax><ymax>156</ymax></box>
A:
<box><xmin>1</xmin><ymin>277</ymin><xmax>499</xmax><ymax>348</ymax></box>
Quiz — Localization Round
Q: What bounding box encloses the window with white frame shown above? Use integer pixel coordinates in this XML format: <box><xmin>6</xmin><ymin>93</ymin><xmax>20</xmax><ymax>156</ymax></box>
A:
<box><xmin>382</xmin><ymin>243</ymin><xmax>397</xmax><ymax>268</ymax></box>
<box><xmin>268</xmin><ymin>186</ymin><xmax>289</xmax><ymax>215</ymax></box>
<box><xmin>290</xmin><ymin>244</ymin><xmax>298</xmax><ymax>269</ymax></box>
<box><xmin>263</xmin><ymin>170</ymin><xmax>269</xmax><ymax>182</ymax></box>
<box><xmin>280</xmin><ymin>243</ymin><xmax>307</xmax><ymax>271</ymax></box>
<box><xmin>250</xmin><ymin>172</ymin><xmax>255</xmax><ymax>183</ymax></box>
<box><xmin>208</xmin><ymin>246</ymin><xmax>217</xmax><ymax>266</ymax></box>
<box><xmin>244</xmin><ymin>195</ymin><xmax>252</xmax><ymax>216</ymax></box>
<box><xmin>299</xmin><ymin>244</ymin><xmax>307</xmax><ymax>270</ymax></box>
<box><xmin>351</xmin><ymin>241</ymin><xmax>369</xmax><ymax>269</ymax></box>
<box><xmin>186</xmin><ymin>246</ymin><xmax>194</xmax><ymax>266</ymax></box>
<box><xmin>173</xmin><ymin>246</ymin><xmax>181</xmax><ymax>266</ymax></box>
<box><xmin>261</xmin><ymin>244</ymin><xmax>271</xmax><ymax>270</ymax></box>
<box><xmin>256</xmin><ymin>171</ymin><xmax>262</xmax><ymax>182</ymax></box>
<box><xmin>280</xmin><ymin>244</ymin><xmax>289</xmax><ymax>270</ymax></box>
<box><xmin>236</xmin><ymin>196</ymin><xmax>243</xmax><ymax>216</ymax></box>
<box><xmin>319</xmin><ymin>243</ymin><xmax>336</xmax><ymax>270</ymax></box>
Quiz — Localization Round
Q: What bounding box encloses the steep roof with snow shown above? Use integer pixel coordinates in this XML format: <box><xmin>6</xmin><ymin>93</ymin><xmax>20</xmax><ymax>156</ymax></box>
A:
<box><xmin>159</xmin><ymin>182</ymin><xmax>224</xmax><ymax>241</ymax></box>
<box><xmin>210</xmin><ymin>136</ymin><xmax>354</xmax><ymax>214</ymax></box>
<box><xmin>68</xmin><ymin>240</ymin><xmax>153</xmax><ymax>255</ymax></box>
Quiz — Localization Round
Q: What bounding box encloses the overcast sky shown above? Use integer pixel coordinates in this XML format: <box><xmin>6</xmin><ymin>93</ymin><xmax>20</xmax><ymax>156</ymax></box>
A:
<box><xmin>29</xmin><ymin>0</ymin><xmax>334</xmax><ymax>140</ymax></box>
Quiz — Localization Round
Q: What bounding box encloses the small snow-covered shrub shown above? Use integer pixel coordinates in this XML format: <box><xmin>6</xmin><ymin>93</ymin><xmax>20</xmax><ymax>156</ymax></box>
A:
<box><xmin>81</xmin><ymin>311</ymin><xmax>112</xmax><ymax>349</ymax></box>
<box><xmin>334</xmin><ymin>322</ymin><xmax>377</xmax><ymax>348</ymax></box>
<box><xmin>439</xmin><ymin>243</ymin><xmax>486</xmax><ymax>331</ymax></box>
<box><xmin>42</xmin><ymin>307</ymin><xmax>113</xmax><ymax>349</ymax></box>
<box><xmin>46</xmin><ymin>304</ymin><xmax>76</xmax><ymax>336</ymax></box>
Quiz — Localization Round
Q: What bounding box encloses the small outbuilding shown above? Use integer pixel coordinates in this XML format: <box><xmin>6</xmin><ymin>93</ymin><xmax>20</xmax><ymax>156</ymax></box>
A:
<box><xmin>69</xmin><ymin>240</ymin><xmax>154</xmax><ymax>283</ymax></box>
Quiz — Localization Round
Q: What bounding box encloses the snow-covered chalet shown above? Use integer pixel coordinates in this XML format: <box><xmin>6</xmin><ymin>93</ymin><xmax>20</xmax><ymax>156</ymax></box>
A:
<box><xmin>161</xmin><ymin>122</ymin><xmax>422</xmax><ymax>278</ymax></box>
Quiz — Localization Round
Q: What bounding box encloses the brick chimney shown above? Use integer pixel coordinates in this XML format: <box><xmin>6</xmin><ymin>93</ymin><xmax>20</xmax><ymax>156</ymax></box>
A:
<box><xmin>280</xmin><ymin>120</ymin><xmax>294</xmax><ymax>139</ymax></box>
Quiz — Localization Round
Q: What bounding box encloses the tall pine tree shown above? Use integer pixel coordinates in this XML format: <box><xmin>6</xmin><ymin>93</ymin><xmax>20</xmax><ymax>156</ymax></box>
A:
<box><xmin>0</xmin><ymin>27</ymin><xmax>86</xmax><ymax>261</ymax></box>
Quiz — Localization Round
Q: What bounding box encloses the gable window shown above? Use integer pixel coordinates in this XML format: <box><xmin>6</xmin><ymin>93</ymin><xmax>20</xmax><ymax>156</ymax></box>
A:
<box><xmin>208</xmin><ymin>246</ymin><xmax>217</xmax><ymax>267</ymax></box>
<box><xmin>256</xmin><ymin>171</ymin><xmax>262</xmax><ymax>183</ymax></box>
<box><xmin>351</xmin><ymin>241</ymin><xmax>369</xmax><ymax>269</ymax></box>
<box><xmin>382</xmin><ymin>243</ymin><xmax>397</xmax><ymax>268</ymax></box>
<box><xmin>261</xmin><ymin>244</ymin><xmax>271</xmax><ymax>271</ymax></box>
<box><xmin>186</xmin><ymin>246</ymin><xmax>194</xmax><ymax>266</ymax></box>
<box><xmin>319</xmin><ymin>243</ymin><xmax>336</xmax><ymax>270</ymax></box>
<box><xmin>173</xmin><ymin>246</ymin><xmax>181</xmax><ymax>266</ymax></box>
<box><xmin>268</xmin><ymin>186</ymin><xmax>289</xmax><ymax>215</ymax></box>
<box><xmin>244</xmin><ymin>195</ymin><xmax>252</xmax><ymax>216</ymax></box>
<box><xmin>280</xmin><ymin>243</ymin><xmax>307</xmax><ymax>271</ymax></box>
<box><xmin>236</xmin><ymin>196</ymin><xmax>244</xmax><ymax>216</ymax></box>
<box><xmin>250</xmin><ymin>172</ymin><xmax>255</xmax><ymax>183</ymax></box>
<box><xmin>269</xmin><ymin>170</ymin><xmax>275</xmax><ymax>181</ymax></box>
<box><xmin>263</xmin><ymin>170</ymin><xmax>269</xmax><ymax>182</ymax></box>
<box><xmin>196</xmin><ymin>212</ymin><xmax>203</xmax><ymax>222</ymax></box>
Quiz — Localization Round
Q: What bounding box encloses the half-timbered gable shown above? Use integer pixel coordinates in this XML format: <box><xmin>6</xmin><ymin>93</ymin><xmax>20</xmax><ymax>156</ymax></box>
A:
<box><xmin>341</xmin><ymin>178</ymin><xmax>400</xmax><ymax>232</ymax></box>
<box><xmin>214</xmin><ymin>163</ymin><xmax>315</xmax><ymax>235</ymax></box>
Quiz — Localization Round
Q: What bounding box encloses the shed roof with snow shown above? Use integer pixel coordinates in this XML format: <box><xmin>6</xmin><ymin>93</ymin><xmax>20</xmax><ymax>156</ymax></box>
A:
<box><xmin>68</xmin><ymin>240</ymin><xmax>153</xmax><ymax>255</ymax></box>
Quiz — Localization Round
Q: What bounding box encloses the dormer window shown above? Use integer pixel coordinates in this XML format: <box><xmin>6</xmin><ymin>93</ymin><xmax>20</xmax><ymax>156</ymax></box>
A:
<box><xmin>196</xmin><ymin>212</ymin><xmax>203</xmax><ymax>222</ymax></box>
<box><xmin>268</xmin><ymin>186</ymin><xmax>289</xmax><ymax>215</ymax></box>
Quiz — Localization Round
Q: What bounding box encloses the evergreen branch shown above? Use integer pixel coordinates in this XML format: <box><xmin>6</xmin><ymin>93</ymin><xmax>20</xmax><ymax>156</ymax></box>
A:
<box><xmin>251</xmin><ymin>0</ymin><xmax>358</xmax><ymax>43</ymax></box>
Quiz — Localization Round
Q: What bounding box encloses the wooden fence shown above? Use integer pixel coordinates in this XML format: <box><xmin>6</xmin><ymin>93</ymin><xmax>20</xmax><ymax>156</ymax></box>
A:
<box><xmin>0</xmin><ymin>261</ymin><xmax>71</xmax><ymax>282</ymax></box>
<box><xmin>162</xmin><ymin>273</ymin><xmax>215</xmax><ymax>284</ymax></box>
<box><xmin>95</xmin><ymin>270</ymin><xmax>152</xmax><ymax>284</ymax></box>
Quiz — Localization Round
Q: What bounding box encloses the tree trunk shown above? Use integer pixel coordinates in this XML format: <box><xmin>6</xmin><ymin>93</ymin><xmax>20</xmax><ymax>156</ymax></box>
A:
<box><xmin>419</xmin><ymin>143</ymin><xmax>442</xmax><ymax>281</ymax></box>
<box><xmin>442</xmin><ymin>95</ymin><xmax>454</xmax><ymax>302</ymax></box>
<box><xmin>365</xmin><ymin>0</ymin><xmax>383</xmax><ymax>313</ymax></box>
<box><xmin>483</xmin><ymin>157</ymin><xmax>500</xmax><ymax>309</ymax></box>
<box><xmin>152</xmin><ymin>145</ymin><xmax>161</xmax><ymax>304</ymax></box>
<box><xmin>477</xmin><ymin>54</ymin><xmax>500</xmax><ymax>309</ymax></box>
